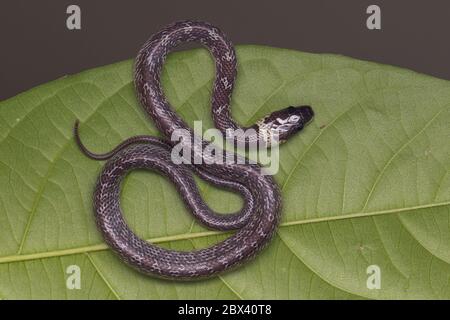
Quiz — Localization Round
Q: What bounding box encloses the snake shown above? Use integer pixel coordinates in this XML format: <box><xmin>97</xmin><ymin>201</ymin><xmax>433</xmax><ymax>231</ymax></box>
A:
<box><xmin>73</xmin><ymin>20</ymin><xmax>314</xmax><ymax>280</ymax></box>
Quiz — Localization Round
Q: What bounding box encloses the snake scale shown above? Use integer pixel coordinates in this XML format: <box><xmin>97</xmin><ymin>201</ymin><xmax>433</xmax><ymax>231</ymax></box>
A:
<box><xmin>74</xmin><ymin>20</ymin><xmax>314</xmax><ymax>280</ymax></box>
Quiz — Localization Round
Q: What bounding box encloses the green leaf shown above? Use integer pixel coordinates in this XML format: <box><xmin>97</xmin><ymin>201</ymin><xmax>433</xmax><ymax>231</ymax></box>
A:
<box><xmin>0</xmin><ymin>45</ymin><xmax>449</xmax><ymax>299</ymax></box>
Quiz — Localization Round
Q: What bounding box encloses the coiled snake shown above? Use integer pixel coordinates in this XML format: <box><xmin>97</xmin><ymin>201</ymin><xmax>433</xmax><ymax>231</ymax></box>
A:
<box><xmin>74</xmin><ymin>20</ymin><xmax>314</xmax><ymax>280</ymax></box>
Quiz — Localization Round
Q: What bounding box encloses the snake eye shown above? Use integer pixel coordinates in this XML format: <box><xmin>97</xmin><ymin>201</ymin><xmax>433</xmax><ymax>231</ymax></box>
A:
<box><xmin>289</xmin><ymin>115</ymin><xmax>301</xmax><ymax>123</ymax></box>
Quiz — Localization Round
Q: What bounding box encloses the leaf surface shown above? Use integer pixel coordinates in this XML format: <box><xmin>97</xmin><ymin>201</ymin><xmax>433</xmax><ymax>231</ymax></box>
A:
<box><xmin>0</xmin><ymin>45</ymin><xmax>449</xmax><ymax>299</ymax></box>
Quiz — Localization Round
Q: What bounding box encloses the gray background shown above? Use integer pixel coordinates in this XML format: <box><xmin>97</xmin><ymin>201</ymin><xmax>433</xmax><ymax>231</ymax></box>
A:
<box><xmin>1</xmin><ymin>0</ymin><xmax>449</xmax><ymax>100</ymax></box>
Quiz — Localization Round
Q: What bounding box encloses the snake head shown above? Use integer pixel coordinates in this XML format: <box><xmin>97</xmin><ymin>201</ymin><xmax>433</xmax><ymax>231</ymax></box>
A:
<box><xmin>257</xmin><ymin>106</ymin><xmax>314</xmax><ymax>145</ymax></box>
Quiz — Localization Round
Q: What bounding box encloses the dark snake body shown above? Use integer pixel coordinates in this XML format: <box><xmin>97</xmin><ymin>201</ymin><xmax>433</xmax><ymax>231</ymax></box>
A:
<box><xmin>75</xmin><ymin>20</ymin><xmax>313</xmax><ymax>279</ymax></box>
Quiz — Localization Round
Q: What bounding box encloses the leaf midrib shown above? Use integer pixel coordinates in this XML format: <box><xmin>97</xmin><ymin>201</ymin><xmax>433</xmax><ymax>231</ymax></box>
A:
<box><xmin>8</xmin><ymin>55</ymin><xmax>445</xmax><ymax>258</ymax></box>
<box><xmin>0</xmin><ymin>200</ymin><xmax>447</xmax><ymax>265</ymax></box>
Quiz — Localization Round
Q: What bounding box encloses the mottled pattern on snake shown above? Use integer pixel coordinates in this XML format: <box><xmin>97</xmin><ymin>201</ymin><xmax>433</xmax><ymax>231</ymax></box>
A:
<box><xmin>74</xmin><ymin>20</ymin><xmax>314</xmax><ymax>279</ymax></box>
